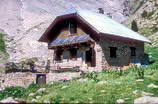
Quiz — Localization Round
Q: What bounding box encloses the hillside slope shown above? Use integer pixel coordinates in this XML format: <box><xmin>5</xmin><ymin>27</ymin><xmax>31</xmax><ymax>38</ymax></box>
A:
<box><xmin>0</xmin><ymin>0</ymin><xmax>156</xmax><ymax>63</ymax></box>
<box><xmin>125</xmin><ymin>0</ymin><xmax>158</xmax><ymax>46</ymax></box>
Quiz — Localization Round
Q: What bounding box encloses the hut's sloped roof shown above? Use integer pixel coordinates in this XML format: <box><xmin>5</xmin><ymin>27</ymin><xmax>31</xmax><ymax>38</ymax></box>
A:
<box><xmin>59</xmin><ymin>8</ymin><xmax>151</xmax><ymax>43</ymax></box>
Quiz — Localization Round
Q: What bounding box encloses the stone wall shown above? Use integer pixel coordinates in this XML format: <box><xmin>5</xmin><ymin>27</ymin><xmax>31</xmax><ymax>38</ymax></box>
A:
<box><xmin>47</xmin><ymin>72</ymin><xmax>80</xmax><ymax>82</ymax></box>
<box><xmin>99</xmin><ymin>37</ymin><xmax>144</xmax><ymax>69</ymax></box>
<box><xmin>0</xmin><ymin>72</ymin><xmax>81</xmax><ymax>88</ymax></box>
<box><xmin>0</xmin><ymin>72</ymin><xmax>36</xmax><ymax>88</ymax></box>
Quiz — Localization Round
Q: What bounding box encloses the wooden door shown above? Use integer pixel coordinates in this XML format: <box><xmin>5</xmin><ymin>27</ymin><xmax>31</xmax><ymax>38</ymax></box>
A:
<box><xmin>85</xmin><ymin>48</ymin><xmax>96</xmax><ymax>67</ymax></box>
<box><xmin>36</xmin><ymin>74</ymin><xmax>46</xmax><ymax>85</ymax></box>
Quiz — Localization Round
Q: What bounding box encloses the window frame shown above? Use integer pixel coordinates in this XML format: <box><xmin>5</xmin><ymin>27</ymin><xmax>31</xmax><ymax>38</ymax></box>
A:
<box><xmin>54</xmin><ymin>49</ymin><xmax>63</xmax><ymax>62</ymax></box>
<box><xmin>109</xmin><ymin>47</ymin><xmax>117</xmax><ymax>58</ymax></box>
<box><xmin>130</xmin><ymin>47</ymin><xmax>136</xmax><ymax>56</ymax></box>
<box><xmin>69</xmin><ymin>48</ymin><xmax>77</xmax><ymax>60</ymax></box>
<box><xmin>68</xmin><ymin>21</ymin><xmax>77</xmax><ymax>34</ymax></box>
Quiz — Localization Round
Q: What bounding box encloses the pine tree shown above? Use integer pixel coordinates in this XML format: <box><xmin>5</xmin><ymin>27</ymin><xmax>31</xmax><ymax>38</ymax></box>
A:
<box><xmin>131</xmin><ymin>20</ymin><xmax>138</xmax><ymax>32</ymax></box>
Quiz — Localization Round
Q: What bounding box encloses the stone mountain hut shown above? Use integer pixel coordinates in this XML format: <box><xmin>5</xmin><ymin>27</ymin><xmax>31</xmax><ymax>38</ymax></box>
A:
<box><xmin>39</xmin><ymin>8</ymin><xmax>151</xmax><ymax>72</ymax></box>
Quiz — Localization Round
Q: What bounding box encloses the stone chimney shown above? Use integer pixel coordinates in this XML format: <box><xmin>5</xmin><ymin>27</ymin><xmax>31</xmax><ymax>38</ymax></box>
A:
<box><xmin>107</xmin><ymin>12</ymin><xmax>112</xmax><ymax>18</ymax></box>
<box><xmin>98</xmin><ymin>8</ymin><xmax>104</xmax><ymax>14</ymax></box>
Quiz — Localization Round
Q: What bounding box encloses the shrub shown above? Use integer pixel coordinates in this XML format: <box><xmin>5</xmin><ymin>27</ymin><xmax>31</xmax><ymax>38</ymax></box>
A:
<box><xmin>136</xmin><ymin>67</ymin><xmax>144</xmax><ymax>79</ymax></box>
<box><xmin>0</xmin><ymin>86</ymin><xmax>26</xmax><ymax>100</ymax></box>
<box><xmin>147</xmin><ymin>10</ymin><xmax>155</xmax><ymax>19</ymax></box>
<box><xmin>141</xmin><ymin>10</ymin><xmax>148</xmax><ymax>18</ymax></box>
<box><xmin>131</xmin><ymin>20</ymin><xmax>138</xmax><ymax>32</ymax></box>
<box><xmin>50</xmin><ymin>95</ymin><xmax>62</xmax><ymax>103</ymax></box>
<box><xmin>0</xmin><ymin>33</ymin><xmax>6</xmax><ymax>53</ymax></box>
<box><xmin>83</xmin><ymin>72</ymin><xmax>99</xmax><ymax>82</ymax></box>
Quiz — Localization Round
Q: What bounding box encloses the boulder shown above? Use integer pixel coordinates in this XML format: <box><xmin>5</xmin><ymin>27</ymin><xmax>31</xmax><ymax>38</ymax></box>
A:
<box><xmin>36</xmin><ymin>96</ymin><xmax>41</xmax><ymax>99</ymax></box>
<box><xmin>147</xmin><ymin>83</ymin><xmax>158</xmax><ymax>88</ymax></box>
<box><xmin>44</xmin><ymin>99</ymin><xmax>50</xmax><ymax>103</ymax></box>
<box><xmin>133</xmin><ymin>90</ymin><xmax>139</xmax><ymax>95</ymax></box>
<box><xmin>61</xmin><ymin>86</ymin><xmax>69</xmax><ymax>89</ymax></box>
<box><xmin>31</xmin><ymin>99</ymin><xmax>37</xmax><ymax>102</ymax></box>
<box><xmin>0</xmin><ymin>97</ymin><xmax>19</xmax><ymax>103</ymax></box>
<box><xmin>97</xmin><ymin>81</ymin><xmax>108</xmax><ymax>85</ymax></box>
<box><xmin>134</xmin><ymin>96</ymin><xmax>158</xmax><ymax>104</ymax></box>
<box><xmin>142</xmin><ymin>91</ymin><xmax>154</xmax><ymax>96</ymax></box>
<box><xmin>136</xmin><ymin>79</ymin><xmax>144</xmax><ymax>82</ymax></box>
<box><xmin>78</xmin><ymin>78</ymin><xmax>88</xmax><ymax>82</ymax></box>
<box><xmin>37</xmin><ymin>88</ymin><xmax>46</xmax><ymax>93</ymax></box>
<box><xmin>116</xmin><ymin>99</ymin><xmax>125</xmax><ymax>104</ymax></box>
<box><xmin>28</xmin><ymin>93</ymin><xmax>35</xmax><ymax>97</ymax></box>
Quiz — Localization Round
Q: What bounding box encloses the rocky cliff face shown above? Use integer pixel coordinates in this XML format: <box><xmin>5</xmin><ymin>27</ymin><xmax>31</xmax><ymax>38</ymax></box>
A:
<box><xmin>125</xmin><ymin>0</ymin><xmax>158</xmax><ymax>46</ymax></box>
<box><xmin>0</xmin><ymin>0</ymin><xmax>146</xmax><ymax>63</ymax></box>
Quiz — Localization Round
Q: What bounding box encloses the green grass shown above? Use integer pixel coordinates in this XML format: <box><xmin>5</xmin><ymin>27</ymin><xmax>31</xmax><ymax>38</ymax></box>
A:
<box><xmin>0</xmin><ymin>46</ymin><xmax>158</xmax><ymax>103</ymax></box>
<box><xmin>0</xmin><ymin>33</ymin><xmax>6</xmax><ymax>53</ymax></box>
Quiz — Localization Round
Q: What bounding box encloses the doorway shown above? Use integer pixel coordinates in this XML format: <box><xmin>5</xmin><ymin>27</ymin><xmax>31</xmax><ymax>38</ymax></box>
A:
<box><xmin>85</xmin><ymin>48</ymin><xmax>96</xmax><ymax>67</ymax></box>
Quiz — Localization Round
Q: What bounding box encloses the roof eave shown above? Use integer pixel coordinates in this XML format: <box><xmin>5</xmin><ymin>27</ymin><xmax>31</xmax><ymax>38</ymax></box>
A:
<box><xmin>99</xmin><ymin>32</ymin><xmax>151</xmax><ymax>44</ymax></box>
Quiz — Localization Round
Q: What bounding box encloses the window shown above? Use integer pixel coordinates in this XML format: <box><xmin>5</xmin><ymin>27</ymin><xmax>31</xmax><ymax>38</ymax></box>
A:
<box><xmin>69</xmin><ymin>48</ymin><xmax>77</xmax><ymax>60</ymax></box>
<box><xmin>69</xmin><ymin>21</ymin><xmax>77</xmax><ymax>34</ymax></box>
<box><xmin>55</xmin><ymin>50</ymin><xmax>63</xmax><ymax>61</ymax></box>
<box><xmin>109</xmin><ymin>47</ymin><xmax>117</xmax><ymax>58</ymax></box>
<box><xmin>130</xmin><ymin>47</ymin><xmax>136</xmax><ymax>56</ymax></box>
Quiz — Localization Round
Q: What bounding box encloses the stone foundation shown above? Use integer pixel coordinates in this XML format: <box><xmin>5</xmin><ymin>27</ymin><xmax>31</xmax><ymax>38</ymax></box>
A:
<box><xmin>0</xmin><ymin>72</ymin><xmax>81</xmax><ymax>88</ymax></box>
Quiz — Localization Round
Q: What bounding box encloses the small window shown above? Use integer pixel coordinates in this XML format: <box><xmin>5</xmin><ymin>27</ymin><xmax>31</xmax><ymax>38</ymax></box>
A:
<box><xmin>130</xmin><ymin>47</ymin><xmax>136</xmax><ymax>56</ymax></box>
<box><xmin>69</xmin><ymin>21</ymin><xmax>77</xmax><ymax>34</ymax></box>
<box><xmin>69</xmin><ymin>48</ymin><xmax>77</xmax><ymax>60</ymax></box>
<box><xmin>109</xmin><ymin>47</ymin><xmax>117</xmax><ymax>58</ymax></box>
<box><xmin>55</xmin><ymin>50</ymin><xmax>63</xmax><ymax>61</ymax></box>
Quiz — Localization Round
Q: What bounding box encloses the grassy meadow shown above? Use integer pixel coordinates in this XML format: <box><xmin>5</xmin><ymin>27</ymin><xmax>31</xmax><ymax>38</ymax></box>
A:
<box><xmin>0</xmin><ymin>46</ymin><xmax>158</xmax><ymax>103</ymax></box>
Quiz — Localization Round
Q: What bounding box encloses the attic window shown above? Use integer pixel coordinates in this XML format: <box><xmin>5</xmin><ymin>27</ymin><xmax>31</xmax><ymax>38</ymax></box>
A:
<box><xmin>69</xmin><ymin>21</ymin><xmax>77</xmax><ymax>34</ymax></box>
<box><xmin>109</xmin><ymin>47</ymin><xmax>117</xmax><ymax>58</ymax></box>
<box><xmin>130</xmin><ymin>47</ymin><xmax>136</xmax><ymax>56</ymax></box>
